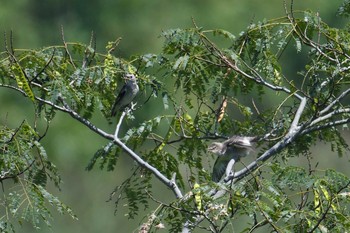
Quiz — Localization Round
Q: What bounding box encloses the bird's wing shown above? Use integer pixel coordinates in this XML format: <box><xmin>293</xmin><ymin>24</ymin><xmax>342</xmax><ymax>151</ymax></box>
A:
<box><xmin>226</xmin><ymin>136</ymin><xmax>255</xmax><ymax>149</ymax></box>
<box><xmin>111</xmin><ymin>84</ymin><xmax>128</xmax><ymax>116</ymax></box>
<box><xmin>116</xmin><ymin>84</ymin><xmax>128</xmax><ymax>103</ymax></box>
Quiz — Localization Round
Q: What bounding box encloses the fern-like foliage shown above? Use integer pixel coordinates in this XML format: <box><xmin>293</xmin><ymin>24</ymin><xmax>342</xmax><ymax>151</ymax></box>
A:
<box><xmin>1</xmin><ymin>3</ymin><xmax>350</xmax><ymax>233</ymax></box>
<box><xmin>0</xmin><ymin>121</ymin><xmax>77</xmax><ymax>232</ymax></box>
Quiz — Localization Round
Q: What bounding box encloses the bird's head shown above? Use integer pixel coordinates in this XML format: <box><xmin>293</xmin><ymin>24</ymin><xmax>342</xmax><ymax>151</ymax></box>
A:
<box><xmin>125</xmin><ymin>73</ymin><xmax>136</xmax><ymax>81</ymax></box>
<box><xmin>208</xmin><ymin>142</ymin><xmax>226</xmax><ymax>155</ymax></box>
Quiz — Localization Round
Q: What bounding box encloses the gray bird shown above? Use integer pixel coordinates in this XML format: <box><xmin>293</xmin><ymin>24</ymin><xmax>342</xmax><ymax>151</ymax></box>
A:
<box><xmin>208</xmin><ymin>136</ymin><xmax>257</xmax><ymax>182</ymax></box>
<box><xmin>111</xmin><ymin>74</ymin><xmax>139</xmax><ymax>116</ymax></box>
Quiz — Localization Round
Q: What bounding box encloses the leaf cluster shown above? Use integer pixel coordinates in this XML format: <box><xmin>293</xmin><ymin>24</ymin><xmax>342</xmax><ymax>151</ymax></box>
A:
<box><xmin>1</xmin><ymin>3</ymin><xmax>350</xmax><ymax>232</ymax></box>
<box><xmin>0</xmin><ymin>121</ymin><xmax>76</xmax><ymax>232</ymax></box>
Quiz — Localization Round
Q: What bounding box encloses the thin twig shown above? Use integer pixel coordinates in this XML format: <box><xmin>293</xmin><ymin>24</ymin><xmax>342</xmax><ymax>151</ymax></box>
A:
<box><xmin>114</xmin><ymin>137</ymin><xmax>183</xmax><ymax>198</ymax></box>
<box><xmin>114</xmin><ymin>111</ymin><xmax>127</xmax><ymax>140</ymax></box>
<box><xmin>82</xmin><ymin>31</ymin><xmax>96</xmax><ymax>69</ymax></box>
<box><xmin>320</xmin><ymin>88</ymin><xmax>350</xmax><ymax>115</ymax></box>
<box><xmin>57</xmin><ymin>95</ymin><xmax>183</xmax><ymax>199</ymax></box>
<box><xmin>0</xmin><ymin>160</ymin><xmax>36</xmax><ymax>181</ymax></box>
<box><xmin>309</xmin><ymin>108</ymin><xmax>350</xmax><ymax>127</ymax></box>
<box><xmin>61</xmin><ymin>25</ymin><xmax>76</xmax><ymax>69</ymax></box>
<box><xmin>225</xmin><ymin>97</ymin><xmax>307</xmax><ymax>182</ymax></box>
<box><xmin>0</xmin><ymin>83</ymin><xmax>67</xmax><ymax>112</ymax></box>
<box><xmin>197</xmin><ymin>31</ymin><xmax>304</xmax><ymax>101</ymax></box>
<box><xmin>29</xmin><ymin>48</ymin><xmax>56</xmax><ymax>83</ymax></box>
<box><xmin>301</xmin><ymin>118</ymin><xmax>350</xmax><ymax>136</ymax></box>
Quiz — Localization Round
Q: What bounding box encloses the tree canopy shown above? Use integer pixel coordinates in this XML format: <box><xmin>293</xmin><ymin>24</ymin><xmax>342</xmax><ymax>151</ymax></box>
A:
<box><xmin>1</xmin><ymin>2</ymin><xmax>350</xmax><ymax>232</ymax></box>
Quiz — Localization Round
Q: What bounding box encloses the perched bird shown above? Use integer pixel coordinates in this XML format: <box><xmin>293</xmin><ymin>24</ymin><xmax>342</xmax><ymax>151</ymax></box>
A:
<box><xmin>208</xmin><ymin>136</ymin><xmax>257</xmax><ymax>182</ymax></box>
<box><xmin>111</xmin><ymin>74</ymin><xmax>139</xmax><ymax>116</ymax></box>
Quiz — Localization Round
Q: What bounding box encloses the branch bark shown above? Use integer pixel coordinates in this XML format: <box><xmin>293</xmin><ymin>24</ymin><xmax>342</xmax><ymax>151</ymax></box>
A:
<box><xmin>228</xmin><ymin>97</ymin><xmax>307</xmax><ymax>182</ymax></box>
<box><xmin>320</xmin><ymin>88</ymin><xmax>350</xmax><ymax>115</ymax></box>
<box><xmin>58</xmin><ymin>96</ymin><xmax>184</xmax><ymax>199</ymax></box>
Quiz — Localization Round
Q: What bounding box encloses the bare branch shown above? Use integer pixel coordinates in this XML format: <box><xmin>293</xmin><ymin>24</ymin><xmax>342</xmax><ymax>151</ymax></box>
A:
<box><xmin>0</xmin><ymin>83</ymin><xmax>67</xmax><ymax>112</ymax></box>
<box><xmin>225</xmin><ymin>97</ymin><xmax>307</xmax><ymax>182</ymax></box>
<box><xmin>114</xmin><ymin>111</ymin><xmax>127</xmax><ymax>139</ymax></box>
<box><xmin>286</xmin><ymin>9</ymin><xmax>338</xmax><ymax>63</ymax></box>
<box><xmin>113</xmin><ymin>137</ymin><xmax>183</xmax><ymax>198</ymax></box>
<box><xmin>289</xmin><ymin>97</ymin><xmax>307</xmax><ymax>134</ymax></box>
<box><xmin>227</xmin><ymin>56</ymin><xmax>296</xmax><ymax>97</ymax></box>
<box><xmin>301</xmin><ymin>118</ymin><xmax>350</xmax><ymax>136</ymax></box>
<box><xmin>58</xmin><ymin>95</ymin><xmax>114</xmax><ymax>139</ymax></box>
<box><xmin>2</xmin><ymin>80</ymin><xmax>184</xmax><ymax>200</ymax></box>
<box><xmin>61</xmin><ymin>25</ymin><xmax>76</xmax><ymax>69</ymax></box>
<box><xmin>57</xmin><ymin>95</ymin><xmax>184</xmax><ymax>199</ymax></box>
<box><xmin>309</xmin><ymin>108</ymin><xmax>350</xmax><ymax>127</ymax></box>
<box><xmin>320</xmin><ymin>88</ymin><xmax>350</xmax><ymax>115</ymax></box>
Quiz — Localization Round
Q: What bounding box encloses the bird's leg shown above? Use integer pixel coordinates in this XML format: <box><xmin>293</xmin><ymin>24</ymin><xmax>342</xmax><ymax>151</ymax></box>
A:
<box><xmin>225</xmin><ymin>158</ymin><xmax>236</xmax><ymax>178</ymax></box>
<box><xmin>130</xmin><ymin>102</ymin><xmax>137</xmax><ymax>111</ymax></box>
<box><xmin>125</xmin><ymin>102</ymin><xmax>137</xmax><ymax>119</ymax></box>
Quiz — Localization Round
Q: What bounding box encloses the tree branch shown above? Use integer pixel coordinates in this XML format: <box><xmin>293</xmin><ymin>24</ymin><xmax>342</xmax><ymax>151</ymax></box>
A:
<box><xmin>289</xmin><ymin>97</ymin><xmax>307</xmax><ymax>134</ymax></box>
<box><xmin>113</xmin><ymin>137</ymin><xmax>183</xmax><ymax>198</ymax></box>
<box><xmin>61</xmin><ymin>25</ymin><xmax>76</xmax><ymax>69</ymax></box>
<box><xmin>57</xmin><ymin>95</ymin><xmax>183</xmax><ymax>199</ymax></box>
<box><xmin>182</xmin><ymin>97</ymin><xmax>309</xmax><ymax>233</ymax></box>
<box><xmin>301</xmin><ymin>118</ymin><xmax>350</xmax><ymax>136</ymax></box>
<box><xmin>309</xmin><ymin>108</ymin><xmax>350</xmax><ymax>127</ymax></box>
<box><xmin>0</xmin><ymin>83</ymin><xmax>68</xmax><ymax>112</ymax></box>
<box><xmin>114</xmin><ymin>111</ymin><xmax>127</xmax><ymax>139</ymax></box>
<box><xmin>226</xmin><ymin>97</ymin><xmax>307</xmax><ymax>182</ymax></box>
<box><xmin>2</xmin><ymin>80</ymin><xmax>184</xmax><ymax>199</ymax></box>
<box><xmin>199</xmin><ymin>32</ymin><xmax>304</xmax><ymax>101</ymax></box>
<box><xmin>319</xmin><ymin>88</ymin><xmax>350</xmax><ymax>115</ymax></box>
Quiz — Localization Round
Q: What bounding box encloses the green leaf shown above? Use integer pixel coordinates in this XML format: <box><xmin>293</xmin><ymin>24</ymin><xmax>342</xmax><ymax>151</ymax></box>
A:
<box><xmin>173</xmin><ymin>54</ymin><xmax>189</xmax><ymax>70</ymax></box>
<box><xmin>162</xmin><ymin>91</ymin><xmax>169</xmax><ymax>110</ymax></box>
<box><xmin>33</xmin><ymin>169</ymin><xmax>47</xmax><ymax>186</ymax></box>
<box><xmin>213</xmin><ymin>29</ymin><xmax>236</xmax><ymax>40</ymax></box>
<box><xmin>337</xmin><ymin>0</ymin><xmax>350</xmax><ymax>17</ymax></box>
<box><xmin>12</xmin><ymin>64</ymin><xmax>35</xmax><ymax>102</ymax></box>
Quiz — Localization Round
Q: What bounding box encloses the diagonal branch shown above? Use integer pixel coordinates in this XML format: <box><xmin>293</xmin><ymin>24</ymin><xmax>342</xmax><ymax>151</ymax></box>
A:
<box><xmin>114</xmin><ymin>111</ymin><xmax>127</xmax><ymax>139</ymax></box>
<box><xmin>182</xmin><ymin>109</ymin><xmax>308</xmax><ymax>233</ymax></box>
<box><xmin>58</xmin><ymin>95</ymin><xmax>183</xmax><ymax>199</ymax></box>
<box><xmin>309</xmin><ymin>108</ymin><xmax>350</xmax><ymax>127</ymax></box>
<box><xmin>58</xmin><ymin>95</ymin><xmax>113</xmax><ymax>139</ymax></box>
<box><xmin>289</xmin><ymin>97</ymin><xmax>307</xmax><ymax>134</ymax></box>
<box><xmin>319</xmin><ymin>88</ymin><xmax>350</xmax><ymax>115</ymax></box>
<box><xmin>226</xmin><ymin>97</ymin><xmax>307</xmax><ymax>182</ymax></box>
<box><xmin>0</xmin><ymin>83</ymin><xmax>67</xmax><ymax>112</ymax></box>
<box><xmin>114</xmin><ymin>137</ymin><xmax>183</xmax><ymax>198</ymax></box>
<box><xmin>301</xmin><ymin>118</ymin><xmax>350</xmax><ymax>136</ymax></box>
<box><xmin>1</xmin><ymin>82</ymin><xmax>184</xmax><ymax>199</ymax></box>
<box><xmin>198</xmin><ymin>32</ymin><xmax>304</xmax><ymax>101</ymax></box>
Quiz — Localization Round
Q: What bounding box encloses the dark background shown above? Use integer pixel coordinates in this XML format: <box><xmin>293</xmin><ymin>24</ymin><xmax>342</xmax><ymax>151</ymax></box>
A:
<box><xmin>0</xmin><ymin>1</ymin><xmax>349</xmax><ymax>232</ymax></box>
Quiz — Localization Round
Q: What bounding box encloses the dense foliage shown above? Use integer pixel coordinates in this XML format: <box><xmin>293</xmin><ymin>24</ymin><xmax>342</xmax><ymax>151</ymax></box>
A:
<box><xmin>1</xmin><ymin>3</ymin><xmax>350</xmax><ymax>233</ymax></box>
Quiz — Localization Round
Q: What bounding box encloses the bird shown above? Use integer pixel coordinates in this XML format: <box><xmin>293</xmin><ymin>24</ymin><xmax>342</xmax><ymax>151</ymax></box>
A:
<box><xmin>208</xmin><ymin>136</ymin><xmax>257</xmax><ymax>182</ymax></box>
<box><xmin>111</xmin><ymin>74</ymin><xmax>139</xmax><ymax>116</ymax></box>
